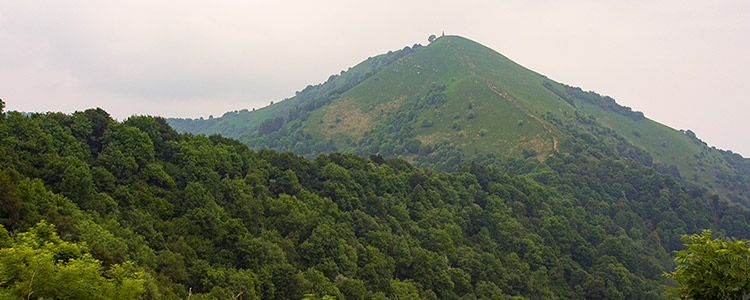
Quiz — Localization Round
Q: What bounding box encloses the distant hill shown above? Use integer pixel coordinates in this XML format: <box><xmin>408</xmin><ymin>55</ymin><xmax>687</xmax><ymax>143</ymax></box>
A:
<box><xmin>168</xmin><ymin>35</ymin><xmax>750</xmax><ymax>206</ymax></box>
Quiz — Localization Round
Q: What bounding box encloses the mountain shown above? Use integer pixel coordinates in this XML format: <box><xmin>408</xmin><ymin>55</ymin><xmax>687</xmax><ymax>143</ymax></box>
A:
<box><xmin>168</xmin><ymin>35</ymin><xmax>750</xmax><ymax>206</ymax></box>
<box><xmin>1</xmin><ymin>37</ymin><xmax>748</xmax><ymax>300</ymax></box>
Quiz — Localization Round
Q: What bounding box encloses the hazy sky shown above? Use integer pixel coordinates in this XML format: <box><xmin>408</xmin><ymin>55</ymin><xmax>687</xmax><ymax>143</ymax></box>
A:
<box><xmin>1</xmin><ymin>1</ymin><xmax>749</xmax><ymax>156</ymax></box>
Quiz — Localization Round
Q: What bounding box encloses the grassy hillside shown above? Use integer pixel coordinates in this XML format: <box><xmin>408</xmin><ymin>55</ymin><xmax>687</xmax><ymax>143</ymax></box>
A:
<box><xmin>540</xmin><ymin>78</ymin><xmax>750</xmax><ymax>204</ymax></box>
<box><xmin>167</xmin><ymin>45</ymin><xmax>422</xmax><ymax>138</ymax></box>
<box><xmin>301</xmin><ymin>36</ymin><xmax>568</xmax><ymax>159</ymax></box>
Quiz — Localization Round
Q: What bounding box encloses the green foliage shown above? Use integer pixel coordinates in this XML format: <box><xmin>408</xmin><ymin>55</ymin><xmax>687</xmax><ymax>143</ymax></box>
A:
<box><xmin>302</xmin><ymin>294</ymin><xmax>336</xmax><ymax>300</ymax></box>
<box><xmin>563</xmin><ymin>85</ymin><xmax>645</xmax><ymax>120</ymax></box>
<box><xmin>2</xmin><ymin>109</ymin><xmax>750</xmax><ymax>299</ymax></box>
<box><xmin>452</xmin><ymin>120</ymin><xmax>461</xmax><ymax>130</ymax></box>
<box><xmin>664</xmin><ymin>230</ymin><xmax>750</xmax><ymax>299</ymax></box>
<box><xmin>0</xmin><ymin>221</ymin><xmax>145</xmax><ymax>299</ymax></box>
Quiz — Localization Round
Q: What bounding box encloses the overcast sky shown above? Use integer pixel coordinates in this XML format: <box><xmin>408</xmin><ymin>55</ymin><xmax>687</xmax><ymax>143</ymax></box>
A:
<box><xmin>1</xmin><ymin>1</ymin><xmax>749</xmax><ymax>156</ymax></box>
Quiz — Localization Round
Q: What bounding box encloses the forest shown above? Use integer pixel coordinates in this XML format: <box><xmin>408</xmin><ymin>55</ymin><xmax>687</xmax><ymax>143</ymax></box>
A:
<box><xmin>1</xmin><ymin>103</ymin><xmax>750</xmax><ymax>299</ymax></box>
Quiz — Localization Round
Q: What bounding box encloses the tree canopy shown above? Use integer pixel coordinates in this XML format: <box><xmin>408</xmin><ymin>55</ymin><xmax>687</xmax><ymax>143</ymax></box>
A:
<box><xmin>1</xmin><ymin>106</ymin><xmax>749</xmax><ymax>299</ymax></box>
<box><xmin>0</xmin><ymin>221</ymin><xmax>144</xmax><ymax>299</ymax></box>
<box><xmin>664</xmin><ymin>230</ymin><xmax>750</xmax><ymax>299</ymax></box>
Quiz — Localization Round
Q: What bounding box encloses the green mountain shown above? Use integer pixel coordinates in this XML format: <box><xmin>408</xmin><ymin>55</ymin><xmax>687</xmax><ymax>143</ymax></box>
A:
<box><xmin>168</xmin><ymin>35</ymin><xmax>750</xmax><ymax>206</ymax></box>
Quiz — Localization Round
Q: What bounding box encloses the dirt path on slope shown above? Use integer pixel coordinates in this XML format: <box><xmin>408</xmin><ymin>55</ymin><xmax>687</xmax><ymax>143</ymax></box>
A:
<box><xmin>487</xmin><ymin>82</ymin><xmax>559</xmax><ymax>155</ymax></box>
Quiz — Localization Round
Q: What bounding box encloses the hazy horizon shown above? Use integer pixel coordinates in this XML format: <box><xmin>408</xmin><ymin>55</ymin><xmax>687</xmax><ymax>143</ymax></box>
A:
<box><xmin>1</xmin><ymin>1</ymin><xmax>748</xmax><ymax>157</ymax></box>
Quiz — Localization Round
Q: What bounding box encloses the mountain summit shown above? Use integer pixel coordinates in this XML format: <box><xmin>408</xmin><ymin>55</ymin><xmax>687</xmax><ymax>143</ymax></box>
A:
<box><xmin>168</xmin><ymin>35</ymin><xmax>750</xmax><ymax>205</ymax></box>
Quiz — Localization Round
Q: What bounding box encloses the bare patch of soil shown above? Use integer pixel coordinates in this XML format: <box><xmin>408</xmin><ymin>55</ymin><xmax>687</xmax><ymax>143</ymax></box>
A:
<box><xmin>321</xmin><ymin>96</ymin><xmax>407</xmax><ymax>139</ymax></box>
<box><xmin>322</xmin><ymin>98</ymin><xmax>372</xmax><ymax>138</ymax></box>
<box><xmin>417</xmin><ymin>133</ymin><xmax>441</xmax><ymax>145</ymax></box>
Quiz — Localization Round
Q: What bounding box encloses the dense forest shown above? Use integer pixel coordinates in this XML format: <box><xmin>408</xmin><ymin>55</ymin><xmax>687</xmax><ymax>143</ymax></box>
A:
<box><xmin>1</xmin><ymin>102</ymin><xmax>749</xmax><ymax>299</ymax></box>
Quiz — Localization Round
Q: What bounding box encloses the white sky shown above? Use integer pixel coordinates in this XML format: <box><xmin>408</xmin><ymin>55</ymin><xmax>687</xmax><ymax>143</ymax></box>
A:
<box><xmin>1</xmin><ymin>1</ymin><xmax>749</xmax><ymax>157</ymax></box>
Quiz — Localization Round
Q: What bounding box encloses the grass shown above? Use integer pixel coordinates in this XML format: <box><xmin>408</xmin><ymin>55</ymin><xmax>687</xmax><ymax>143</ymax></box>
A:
<box><xmin>167</xmin><ymin>48</ymin><xmax>401</xmax><ymax>137</ymax></box>
<box><xmin>576</xmin><ymin>98</ymin><xmax>729</xmax><ymax>192</ymax></box>
<box><xmin>304</xmin><ymin>36</ymin><xmax>570</xmax><ymax>158</ymax></box>
<box><xmin>413</xmin><ymin>76</ymin><xmax>550</xmax><ymax>157</ymax></box>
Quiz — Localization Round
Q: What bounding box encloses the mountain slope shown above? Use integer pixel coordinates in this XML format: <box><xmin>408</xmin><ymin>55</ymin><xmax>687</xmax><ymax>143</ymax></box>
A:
<box><xmin>303</xmin><ymin>36</ymin><xmax>567</xmax><ymax>158</ymax></box>
<box><xmin>168</xmin><ymin>44</ymin><xmax>422</xmax><ymax>138</ymax></box>
<box><xmin>168</xmin><ymin>35</ymin><xmax>750</xmax><ymax>206</ymax></box>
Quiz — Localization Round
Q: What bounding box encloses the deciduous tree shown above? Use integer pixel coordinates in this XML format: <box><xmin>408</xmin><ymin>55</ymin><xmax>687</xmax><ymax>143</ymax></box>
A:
<box><xmin>664</xmin><ymin>230</ymin><xmax>750</xmax><ymax>299</ymax></box>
